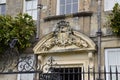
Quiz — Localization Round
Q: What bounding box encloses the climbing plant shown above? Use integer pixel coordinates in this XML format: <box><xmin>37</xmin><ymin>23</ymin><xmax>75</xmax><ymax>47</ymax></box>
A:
<box><xmin>0</xmin><ymin>13</ymin><xmax>36</xmax><ymax>54</ymax></box>
<box><xmin>108</xmin><ymin>3</ymin><xmax>120</xmax><ymax>36</ymax></box>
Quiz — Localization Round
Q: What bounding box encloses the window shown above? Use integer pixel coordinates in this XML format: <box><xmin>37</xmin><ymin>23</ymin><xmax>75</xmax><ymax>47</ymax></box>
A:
<box><xmin>0</xmin><ymin>0</ymin><xmax>6</xmax><ymax>15</ymax></box>
<box><xmin>53</xmin><ymin>67</ymin><xmax>82</xmax><ymax>80</ymax></box>
<box><xmin>17</xmin><ymin>54</ymin><xmax>35</xmax><ymax>80</ymax></box>
<box><xmin>104</xmin><ymin>0</ymin><xmax>120</xmax><ymax>11</ymax></box>
<box><xmin>57</xmin><ymin>0</ymin><xmax>79</xmax><ymax>15</ymax></box>
<box><xmin>105</xmin><ymin>48</ymin><xmax>120</xmax><ymax>80</ymax></box>
<box><xmin>24</xmin><ymin>0</ymin><xmax>38</xmax><ymax>20</ymax></box>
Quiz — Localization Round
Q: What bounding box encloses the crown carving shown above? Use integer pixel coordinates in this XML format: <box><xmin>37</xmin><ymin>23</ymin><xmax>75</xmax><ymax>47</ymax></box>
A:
<box><xmin>57</xmin><ymin>21</ymin><xmax>69</xmax><ymax>27</ymax></box>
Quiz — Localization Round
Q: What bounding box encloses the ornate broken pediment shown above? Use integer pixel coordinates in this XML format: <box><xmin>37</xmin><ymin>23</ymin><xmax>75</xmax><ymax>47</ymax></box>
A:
<box><xmin>33</xmin><ymin>21</ymin><xmax>96</xmax><ymax>54</ymax></box>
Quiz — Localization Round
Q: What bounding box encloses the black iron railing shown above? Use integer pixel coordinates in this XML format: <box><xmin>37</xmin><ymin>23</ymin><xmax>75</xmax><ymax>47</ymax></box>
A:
<box><xmin>0</xmin><ymin>52</ymin><xmax>120</xmax><ymax>80</ymax></box>
<box><xmin>40</xmin><ymin>66</ymin><xmax>120</xmax><ymax>80</ymax></box>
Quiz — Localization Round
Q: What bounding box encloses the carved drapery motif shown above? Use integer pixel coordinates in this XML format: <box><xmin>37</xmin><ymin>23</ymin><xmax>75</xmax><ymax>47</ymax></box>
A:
<box><xmin>40</xmin><ymin>21</ymin><xmax>89</xmax><ymax>51</ymax></box>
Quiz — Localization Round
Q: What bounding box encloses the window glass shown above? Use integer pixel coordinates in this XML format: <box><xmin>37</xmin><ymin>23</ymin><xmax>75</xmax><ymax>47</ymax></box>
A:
<box><xmin>53</xmin><ymin>67</ymin><xmax>82</xmax><ymax>80</ymax></box>
<box><xmin>0</xmin><ymin>4</ymin><xmax>6</xmax><ymax>15</ymax></box>
<box><xmin>73</xmin><ymin>0</ymin><xmax>78</xmax><ymax>3</ymax></box>
<box><xmin>104</xmin><ymin>0</ymin><xmax>120</xmax><ymax>11</ymax></box>
<box><xmin>60</xmin><ymin>5</ymin><xmax>65</xmax><ymax>15</ymax></box>
<box><xmin>60</xmin><ymin>0</ymin><xmax>65</xmax><ymax>5</ymax></box>
<box><xmin>1</xmin><ymin>4</ymin><xmax>5</xmax><ymax>14</ymax></box>
<box><xmin>32</xmin><ymin>0</ymin><xmax>37</xmax><ymax>9</ymax></box>
<box><xmin>25</xmin><ymin>0</ymin><xmax>37</xmax><ymax>20</ymax></box>
<box><xmin>57</xmin><ymin>0</ymin><xmax>79</xmax><ymax>15</ymax></box>
<box><xmin>26</xmin><ymin>1</ymin><xmax>32</xmax><ymax>10</ymax></box>
<box><xmin>17</xmin><ymin>54</ymin><xmax>35</xmax><ymax>80</ymax></box>
<box><xmin>105</xmin><ymin>48</ymin><xmax>120</xmax><ymax>80</ymax></box>
<box><xmin>32</xmin><ymin>10</ymin><xmax>37</xmax><ymax>20</ymax></box>
<box><xmin>0</xmin><ymin>0</ymin><xmax>6</xmax><ymax>4</ymax></box>
<box><xmin>73</xmin><ymin>3</ymin><xmax>78</xmax><ymax>13</ymax></box>
<box><xmin>66</xmin><ymin>0</ymin><xmax>72</xmax><ymax>4</ymax></box>
<box><xmin>66</xmin><ymin>4</ymin><xmax>71</xmax><ymax>14</ymax></box>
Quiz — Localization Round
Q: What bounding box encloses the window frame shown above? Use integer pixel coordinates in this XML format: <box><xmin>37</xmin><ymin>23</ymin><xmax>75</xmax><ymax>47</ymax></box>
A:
<box><xmin>0</xmin><ymin>0</ymin><xmax>6</xmax><ymax>3</ymax></box>
<box><xmin>105</xmin><ymin>48</ymin><xmax>120</xmax><ymax>80</ymax></box>
<box><xmin>17</xmin><ymin>54</ymin><xmax>35</xmax><ymax>80</ymax></box>
<box><xmin>104</xmin><ymin>0</ymin><xmax>120</xmax><ymax>11</ymax></box>
<box><xmin>0</xmin><ymin>0</ymin><xmax>6</xmax><ymax>15</ymax></box>
<box><xmin>56</xmin><ymin>0</ymin><xmax>79</xmax><ymax>15</ymax></box>
<box><xmin>23</xmin><ymin>0</ymin><xmax>38</xmax><ymax>20</ymax></box>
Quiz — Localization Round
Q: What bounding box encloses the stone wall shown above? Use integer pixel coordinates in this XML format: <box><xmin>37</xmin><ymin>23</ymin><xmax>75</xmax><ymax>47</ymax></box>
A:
<box><xmin>6</xmin><ymin>0</ymin><xmax>23</xmax><ymax>17</ymax></box>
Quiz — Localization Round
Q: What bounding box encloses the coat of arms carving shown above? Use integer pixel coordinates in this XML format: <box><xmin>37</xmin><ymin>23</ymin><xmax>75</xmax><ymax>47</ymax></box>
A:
<box><xmin>41</xmin><ymin>21</ymin><xmax>89</xmax><ymax>51</ymax></box>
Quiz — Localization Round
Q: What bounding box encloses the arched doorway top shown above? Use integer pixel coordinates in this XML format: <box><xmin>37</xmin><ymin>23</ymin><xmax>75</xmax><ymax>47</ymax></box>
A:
<box><xmin>33</xmin><ymin>21</ymin><xmax>96</xmax><ymax>54</ymax></box>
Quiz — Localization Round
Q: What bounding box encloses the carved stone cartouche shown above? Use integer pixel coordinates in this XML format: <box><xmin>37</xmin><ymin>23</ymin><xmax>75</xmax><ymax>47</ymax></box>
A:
<box><xmin>40</xmin><ymin>21</ymin><xmax>89</xmax><ymax>51</ymax></box>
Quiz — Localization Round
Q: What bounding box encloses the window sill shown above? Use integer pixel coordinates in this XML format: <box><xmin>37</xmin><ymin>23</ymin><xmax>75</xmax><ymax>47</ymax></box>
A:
<box><xmin>44</xmin><ymin>11</ymin><xmax>93</xmax><ymax>21</ymax></box>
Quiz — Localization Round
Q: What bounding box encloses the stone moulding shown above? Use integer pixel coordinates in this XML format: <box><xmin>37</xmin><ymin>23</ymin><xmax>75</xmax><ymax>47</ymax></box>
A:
<box><xmin>33</xmin><ymin>21</ymin><xmax>96</xmax><ymax>54</ymax></box>
<box><xmin>44</xmin><ymin>11</ymin><xmax>93</xmax><ymax>21</ymax></box>
<box><xmin>33</xmin><ymin>31</ymin><xmax>96</xmax><ymax>54</ymax></box>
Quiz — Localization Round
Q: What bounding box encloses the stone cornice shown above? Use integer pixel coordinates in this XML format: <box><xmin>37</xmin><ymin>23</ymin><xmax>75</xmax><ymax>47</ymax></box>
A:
<box><xmin>44</xmin><ymin>11</ymin><xmax>93</xmax><ymax>21</ymax></box>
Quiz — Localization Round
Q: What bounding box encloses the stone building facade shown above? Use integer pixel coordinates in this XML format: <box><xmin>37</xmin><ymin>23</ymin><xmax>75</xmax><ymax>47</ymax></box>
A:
<box><xmin>0</xmin><ymin>0</ymin><xmax>120</xmax><ymax>80</ymax></box>
<box><xmin>35</xmin><ymin>0</ymin><xmax>120</xmax><ymax>74</ymax></box>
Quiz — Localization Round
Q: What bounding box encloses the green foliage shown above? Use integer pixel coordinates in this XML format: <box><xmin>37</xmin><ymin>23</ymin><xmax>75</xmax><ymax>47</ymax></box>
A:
<box><xmin>0</xmin><ymin>13</ymin><xmax>36</xmax><ymax>54</ymax></box>
<box><xmin>108</xmin><ymin>3</ymin><xmax>120</xmax><ymax>36</ymax></box>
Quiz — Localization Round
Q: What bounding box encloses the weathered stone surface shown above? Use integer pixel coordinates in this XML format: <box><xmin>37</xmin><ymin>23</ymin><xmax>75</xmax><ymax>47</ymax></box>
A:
<box><xmin>6</xmin><ymin>0</ymin><xmax>23</xmax><ymax>17</ymax></box>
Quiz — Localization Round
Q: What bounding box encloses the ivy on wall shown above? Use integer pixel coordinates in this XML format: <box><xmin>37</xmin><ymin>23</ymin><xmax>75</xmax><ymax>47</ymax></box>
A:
<box><xmin>0</xmin><ymin>13</ymin><xmax>36</xmax><ymax>54</ymax></box>
<box><xmin>108</xmin><ymin>3</ymin><xmax>120</xmax><ymax>36</ymax></box>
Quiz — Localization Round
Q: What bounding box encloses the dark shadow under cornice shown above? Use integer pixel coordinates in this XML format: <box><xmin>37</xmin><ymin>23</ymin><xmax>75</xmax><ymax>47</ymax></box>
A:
<box><xmin>44</xmin><ymin>11</ymin><xmax>93</xmax><ymax>22</ymax></box>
